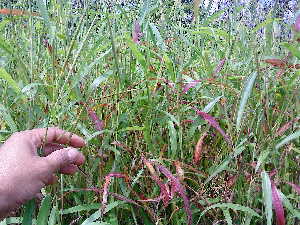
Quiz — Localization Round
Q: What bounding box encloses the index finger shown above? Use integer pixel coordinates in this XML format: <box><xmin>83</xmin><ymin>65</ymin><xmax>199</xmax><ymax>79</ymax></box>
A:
<box><xmin>28</xmin><ymin>127</ymin><xmax>85</xmax><ymax>148</ymax></box>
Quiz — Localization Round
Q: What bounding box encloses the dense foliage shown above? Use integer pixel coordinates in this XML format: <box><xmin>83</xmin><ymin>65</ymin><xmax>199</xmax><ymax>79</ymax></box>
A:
<box><xmin>0</xmin><ymin>0</ymin><xmax>299</xmax><ymax>224</ymax></box>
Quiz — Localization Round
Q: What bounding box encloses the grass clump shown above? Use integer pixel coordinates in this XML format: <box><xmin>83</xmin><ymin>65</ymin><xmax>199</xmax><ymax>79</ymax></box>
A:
<box><xmin>0</xmin><ymin>1</ymin><xmax>299</xmax><ymax>224</ymax></box>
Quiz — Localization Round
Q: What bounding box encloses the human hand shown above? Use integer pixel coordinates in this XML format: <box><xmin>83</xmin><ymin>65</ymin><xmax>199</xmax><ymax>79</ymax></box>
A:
<box><xmin>0</xmin><ymin>127</ymin><xmax>85</xmax><ymax>218</ymax></box>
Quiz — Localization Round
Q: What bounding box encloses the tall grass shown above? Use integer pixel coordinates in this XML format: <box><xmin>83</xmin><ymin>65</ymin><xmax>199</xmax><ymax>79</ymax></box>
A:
<box><xmin>0</xmin><ymin>1</ymin><xmax>299</xmax><ymax>224</ymax></box>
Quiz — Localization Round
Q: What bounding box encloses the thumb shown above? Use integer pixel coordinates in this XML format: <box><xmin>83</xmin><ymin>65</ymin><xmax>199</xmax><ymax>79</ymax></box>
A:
<box><xmin>45</xmin><ymin>147</ymin><xmax>85</xmax><ymax>173</ymax></box>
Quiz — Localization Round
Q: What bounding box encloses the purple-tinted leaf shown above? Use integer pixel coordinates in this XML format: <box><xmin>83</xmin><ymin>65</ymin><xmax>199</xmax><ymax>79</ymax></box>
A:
<box><xmin>294</xmin><ymin>14</ymin><xmax>300</xmax><ymax>32</ymax></box>
<box><xmin>271</xmin><ymin>181</ymin><xmax>285</xmax><ymax>225</ymax></box>
<box><xmin>155</xmin><ymin>163</ymin><xmax>192</xmax><ymax>225</ymax></box>
<box><xmin>193</xmin><ymin>107</ymin><xmax>232</xmax><ymax>146</ymax></box>
<box><xmin>213</xmin><ymin>58</ymin><xmax>226</xmax><ymax>77</ymax></box>
<box><xmin>286</xmin><ymin>182</ymin><xmax>300</xmax><ymax>195</ymax></box>
<box><xmin>87</xmin><ymin>107</ymin><xmax>105</xmax><ymax>131</ymax></box>
<box><xmin>182</xmin><ymin>80</ymin><xmax>200</xmax><ymax>94</ymax></box>
<box><xmin>132</xmin><ymin>21</ymin><xmax>143</xmax><ymax>44</ymax></box>
<box><xmin>142</xmin><ymin>157</ymin><xmax>172</xmax><ymax>206</ymax></box>
<box><xmin>276</xmin><ymin>117</ymin><xmax>300</xmax><ymax>137</ymax></box>
<box><xmin>101</xmin><ymin>173</ymin><xmax>128</xmax><ymax>214</ymax></box>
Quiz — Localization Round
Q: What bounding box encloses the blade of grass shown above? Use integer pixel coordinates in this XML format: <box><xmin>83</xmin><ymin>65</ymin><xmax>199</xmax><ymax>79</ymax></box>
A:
<box><xmin>236</xmin><ymin>72</ymin><xmax>257</xmax><ymax>132</ymax></box>
<box><xmin>261</xmin><ymin>171</ymin><xmax>273</xmax><ymax>225</ymax></box>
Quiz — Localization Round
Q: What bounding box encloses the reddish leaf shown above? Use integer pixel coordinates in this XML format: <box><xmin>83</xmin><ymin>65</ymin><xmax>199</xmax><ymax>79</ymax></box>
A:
<box><xmin>263</xmin><ymin>59</ymin><xmax>287</xmax><ymax>68</ymax></box>
<box><xmin>276</xmin><ymin>117</ymin><xmax>300</xmax><ymax>137</ymax></box>
<box><xmin>0</xmin><ymin>8</ymin><xmax>39</xmax><ymax>16</ymax></box>
<box><xmin>193</xmin><ymin>107</ymin><xmax>232</xmax><ymax>146</ymax></box>
<box><xmin>101</xmin><ymin>173</ymin><xmax>129</xmax><ymax>214</ymax></box>
<box><xmin>43</xmin><ymin>39</ymin><xmax>53</xmax><ymax>54</ymax></box>
<box><xmin>213</xmin><ymin>58</ymin><xmax>226</xmax><ymax>77</ymax></box>
<box><xmin>271</xmin><ymin>181</ymin><xmax>285</xmax><ymax>225</ymax></box>
<box><xmin>193</xmin><ymin>132</ymin><xmax>207</xmax><ymax>165</ymax></box>
<box><xmin>155</xmin><ymin>163</ymin><xmax>192</xmax><ymax>225</ymax></box>
<box><xmin>182</xmin><ymin>80</ymin><xmax>200</xmax><ymax>94</ymax></box>
<box><xmin>87</xmin><ymin>107</ymin><xmax>105</xmax><ymax>132</ymax></box>
<box><xmin>142</xmin><ymin>157</ymin><xmax>171</xmax><ymax>206</ymax></box>
<box><xmin>174</xmin><ymin>161</ymin><xmax>185</xmax><ymax>183</ymax></box>
<box><xmin>286</xmin><ymin>182</ymin><xmax>300</xmax><ymax>195</ymax></box>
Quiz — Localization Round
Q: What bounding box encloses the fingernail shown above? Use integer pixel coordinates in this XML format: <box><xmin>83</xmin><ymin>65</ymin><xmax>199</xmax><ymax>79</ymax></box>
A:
<box><xmin>68</xmin><ymin>148</ymin><xmax>79</xmax><ymax>162</ymax></box>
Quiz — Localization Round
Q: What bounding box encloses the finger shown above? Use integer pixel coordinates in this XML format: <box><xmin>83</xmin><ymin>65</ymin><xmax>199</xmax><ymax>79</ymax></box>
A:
<box><xmin>45</xmin><ymin>174</ymin><xmax>58</xmax><ymax>185</ymax></box>
<box><xmin>60</xmin><ymin>164</ymin><xmax>78</xmax><ymax>175</ymax></box>
<box><xmin>28</xmin><ymin>127</ymin><xmax>86</xmax><ymax>148</ymax></box>
<box><xmin>43</xmin><ymin>143</ymin><xmax>63</xmax><ymax>155</ymax></box>
<box><xmin>44</xmin><ymin>147</ymin><xmax>85</xmax><ymax>173</ymax></box>
<box><xmin>35</xmin><ymin>192</ymin><xmax>43</xmax><ymax>201</ymax></box>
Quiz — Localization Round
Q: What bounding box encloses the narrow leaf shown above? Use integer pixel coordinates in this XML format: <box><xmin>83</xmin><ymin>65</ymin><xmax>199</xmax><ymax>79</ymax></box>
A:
<box><xmin>198</xmin><ymin>203</ymin><xmax>261</xmax><ymax>219</ymax></box>
<box><xmin>261</xmin><ymin>171</ymin><xmax>273</xmax><ymax>225</ymax></box>
<box><xmin>36</xmin><ymin>195</ymin><xmax>52</xmax><ymax>225</ymax></box>
<box><xmin>182</xmin><ymin>80</ymin><xmax>200</xmax><ymax>94</ymax></box>
<box><xmin>0</xmin><ymin>104</ymin><xmax>17</xmax><ymax>132</ymax></box>
<box><xmin>155</xmin><ymin>163</ymin><xmax>192</xmax><ymax>225</ymax></box>
<box><xmin>275</xmin><ymin>130</ymin><xmax>300</xmax><ymax>150</ymax></box>
<box><xmin>222</xmin><ymin>208</ymin><xmax>233</xmax><ymax>225</ymax></box>
<box><xmin>271</xmin><ymin>182</ymin><xmax>285</xmax><ymax>225</ymax></box>
<box><xmin>236</xmin><ymin>72</ymin><xmax>257</xmax><ymax>131</ymax></box>
<box><xmin>0</xmin><ymin>8</ymin><xmax>39</xmax><ymax>16</ymax></box>
<box><xmin>193</xmin><ymin>132</ymin><xmax>207</xmax><ymax>165</ymax></box>
<box><xmin>168</xmin><ymin>121</ymin><xmax>177</xmax><ymax>158</ymax></box>
<box><xmin>87</xmin><ymin>107</ymin><xmax>104</xmax><ymax>132</ymax></box>
<box><xmin>286</xmin><ymin>182</ymin><xmax>300</xmax><ymax>195</ymax></box>
<box><xmin>276</xmin><ymin>117</ymin><xmax>300</xmax><ymax>137</ymax></box>
<box><xmin>0</xmin><ymin>67</ymin><xmax>23</xmax><ymax>96</ymax></box>
<box><xmin>193</xmin><ymin>107</ymin><xmax>232</xmax><ymax>146</ymax></box>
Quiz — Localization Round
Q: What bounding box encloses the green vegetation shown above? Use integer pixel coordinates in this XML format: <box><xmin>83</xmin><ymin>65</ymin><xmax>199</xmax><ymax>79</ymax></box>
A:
<box><xmin>0</xmin><ymin>1</ymin><xmax>299</xmax><ymax>224</ymax></box>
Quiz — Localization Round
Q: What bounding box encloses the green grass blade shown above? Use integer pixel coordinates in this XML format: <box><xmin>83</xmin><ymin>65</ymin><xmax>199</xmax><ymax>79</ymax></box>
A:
<box><xmin>275</xmin><ymin>130</ymin><xmax>300</xmax><ymax>150</ymax></box>
<box><xmin>62</xmin><ymin>203</ymin><xmax>100</xmax><ymax>215</ymax></box>
<box><xmin>222</xmin><ymin>208</ymin><xmax>233</xmax><ymax>225</ymax></box>
<box><xmin>149</xmin><ymin>23</ymin><xmax>167</xmax><ymax>51</ymax></box>
<box><xmin>202</xmin><ymin>96</ymin><xmax>223</xmax><ymax>113</ymax></box>
<box><xmin>168</xmin><ymin>120</ymin><xmax>177</xmax><ymax>159</ymax></box>
<box><xmin>0</xmin><ymin>104</ymin><xmax>18</xmax><ymax>132</ymax></box>
<box><xmin>261</xmin><ymin>171</ymin><xmax>273</xmax><ymax>225</ymax></box>
<box><xmin>22</xmin><ymin>199</ymin><xmax>35</xmax><ymax>225</ymax></box>
<box><xmin>48</xmin><ymin>205</ymin><xmax>58</xmax><ymax>225</ymax></box>
<box><xmin>236</xmin><ymin>72</ymin><xmax>257</xmax><ymax>132</ymax></box>
<box><xmin>204</xmin><ymin>146</ymin><xmax>245</xmax><ymax>184</ymax></box>
<box><xmin>198</xmin><ymin>203</ymin><xmax>261</xmax><ymax>219</ymax></box>
<box><xmin>81</xmin><ymin>201</ymin><xmax>124</xmax><ymax>225</ymax></box>
<box><xmin>0</xmin><ymin>68</ymin><xmax>22</xmax><ymax>96</ymax></box>
<box><xmin>36</xmin><ymin>195</ymin><xmax>52</xmax><ymax>225</ymax></box>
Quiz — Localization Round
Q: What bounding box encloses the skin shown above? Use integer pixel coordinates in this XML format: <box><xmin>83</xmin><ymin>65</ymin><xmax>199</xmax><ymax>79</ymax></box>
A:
<box><xmin>0</xmin><ymin>127</ymin><xmax>85</xmax><ymax>218</ymax></box>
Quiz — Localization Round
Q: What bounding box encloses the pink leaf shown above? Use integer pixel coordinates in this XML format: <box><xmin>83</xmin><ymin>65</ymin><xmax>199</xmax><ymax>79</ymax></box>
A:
<box><xmin>286</xmin><ymin>182</ymin><xmax>300</xmax><ymax>195</ymax></box>
<box><xmin>271</xmin><ymin>181</ymin><xmax>285</xmax><ymax>225</ymax></box>
<box><xmin>132</xmin><ymin>21</ymin><xmax>143</xmax><ymax>44</ymax></box>
<box><xmin>193</xmin><ymin>107</ymin><xmax>232</xmax><ymax>146</ymax></box>
<box><xmin>155</xmin><ymin>163</ymin><xmax>192</xmax><ymax>225</ymax></box>
<box><xmin>87</xmin><ymin>107</ymin><xmax>105</xmax><ymax>132</ymax></box>
<box><xmin>213</xmin><ymin>58</ymin><xmax>226</xmax><ymax>77</ymax></box>
<box><xmin>276</xmin><ymin>117</ymin><xmax>300</xmax><ymax>137</ymax></box>
<box><xmin>294</xmin><ymin>14</ymin><xmax>300</xmax><ymax>32</ymax></box>
<box><xmin>182</xmin><ymin>80</ymin><xmax>200</xmax><ymax>94</ymax></box>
